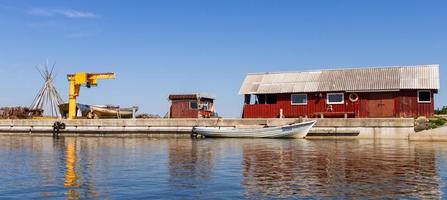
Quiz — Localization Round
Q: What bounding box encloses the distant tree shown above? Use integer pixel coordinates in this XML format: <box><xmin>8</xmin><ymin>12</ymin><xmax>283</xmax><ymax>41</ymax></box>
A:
<box><xmin>435</xmin><ymin>106</ymin><xmax>447</xmax><ymax>114</ymax></box>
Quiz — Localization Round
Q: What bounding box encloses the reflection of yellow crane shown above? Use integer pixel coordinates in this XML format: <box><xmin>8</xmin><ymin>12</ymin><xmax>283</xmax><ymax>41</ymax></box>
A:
<box><xmin>64</xmin><ymin>138</ymin><xmax>79</xmax><ymax>199</ymax></box>
<box><xmin>65</xmin><ymin>139</ymin><xmax>78</xmax><ymax>187</ymax></box>
<box><xmin>67</xmin><ymin>72</ymin><xmax>115</xmax><ymax>119</ymax></box>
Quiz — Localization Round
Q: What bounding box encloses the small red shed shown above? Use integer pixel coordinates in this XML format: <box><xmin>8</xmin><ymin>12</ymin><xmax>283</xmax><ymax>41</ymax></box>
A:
<box><xmin>168</xmin><ymin>93</ymin><xmax>216</xmax><ymax>118</ymax></box>
<box><xmin>239</xmin><ymin>65</ymin><xmax>440</xmax><ymax>118</ymax></box>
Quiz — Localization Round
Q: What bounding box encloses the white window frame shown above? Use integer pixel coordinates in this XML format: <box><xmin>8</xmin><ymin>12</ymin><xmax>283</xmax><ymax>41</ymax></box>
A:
<box><xmin>417</xmin><ymin>90</ymin><xmax>432</xmax><ymax>103</ymax></box>
<box><xmin>291</xmin><ymin>94</ymin><xmax>307</xmax><ymax>105</ymax></box>
<box><xmin>327</xmin><ymin>93</ymin><xmax>345</xmax><ymax>105</ymax></box>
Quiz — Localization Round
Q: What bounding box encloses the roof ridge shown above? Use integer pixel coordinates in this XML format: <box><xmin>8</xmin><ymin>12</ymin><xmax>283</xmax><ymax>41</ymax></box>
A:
<box><xmin>246</xmin><ymin>64</ymin><xmax>439</xmax><ymax>75</ymax></box>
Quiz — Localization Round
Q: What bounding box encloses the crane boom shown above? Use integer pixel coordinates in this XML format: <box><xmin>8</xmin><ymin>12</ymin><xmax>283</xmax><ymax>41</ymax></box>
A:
<box><xmin>67</xmin><ymin>72</ymin><xmax>115</xmax><ymax>119</ymax></box>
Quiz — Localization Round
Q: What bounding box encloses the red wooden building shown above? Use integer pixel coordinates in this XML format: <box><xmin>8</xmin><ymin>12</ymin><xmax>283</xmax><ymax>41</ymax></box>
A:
<box><xmin>239</xmin><ymin>65</ymin><xmax>439</xmax><ymax>118</ymax></box>
<box><xmin>168</xmin><ymin>93</ymin><xmax>216</xmax><ymax>118</ymax></box>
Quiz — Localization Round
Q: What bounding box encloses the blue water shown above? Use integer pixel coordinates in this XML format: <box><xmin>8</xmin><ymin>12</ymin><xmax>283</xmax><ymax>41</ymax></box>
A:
<box><xmin>0</xmin><ymin>136</ymin><xmax>445</xmax><ymax>199</ymax></box>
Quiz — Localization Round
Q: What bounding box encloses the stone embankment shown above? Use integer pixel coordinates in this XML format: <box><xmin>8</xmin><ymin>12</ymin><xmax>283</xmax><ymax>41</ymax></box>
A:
<box><xmin>409</xmin><ymin>126</ymin><xmax>447</xmax><ymax>141</ymax></box>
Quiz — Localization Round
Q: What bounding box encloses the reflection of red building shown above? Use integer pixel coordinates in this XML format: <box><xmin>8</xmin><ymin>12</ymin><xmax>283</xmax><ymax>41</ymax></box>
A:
<box><xmin>239</xmin><ymin>65</ymin><xmax>439</xmax><ymax>118</ymax></box>
<box><xmin>168</xmin><ymin>93</ymin><xmax>216</xmax><ymax>118</ymax></box>
<box><xmin>241</xmin><ymin>140</ymin><xmax>442</xmax><ymax>199</ymax></box>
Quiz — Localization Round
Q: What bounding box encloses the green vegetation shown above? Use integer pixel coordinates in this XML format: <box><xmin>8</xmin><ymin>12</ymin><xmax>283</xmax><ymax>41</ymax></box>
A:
<box><xmin>435</xmin><ymin>106</ymin><xmax>447</xmax><ymax>115</ymax></box>
<box><xmin>429</xmin><ymin>117</ymin><xmax>447</xmax><ymax>129</ymax></box>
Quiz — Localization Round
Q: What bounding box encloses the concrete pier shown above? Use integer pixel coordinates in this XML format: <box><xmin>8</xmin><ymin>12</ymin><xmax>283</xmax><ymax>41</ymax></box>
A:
<box><xmin>307</xmin><ymin>118</ymin><xmax>415</xmax><ymax>139</ymax></box>
<box><xmin>0</xmin><ymin>118</ymin><xmax>416</xmax><ymax>139</ymax></box>
<box><xmin>409</xmin><ymin>126</ymin><xmax>447</xmax><ymax>141</ymax></box>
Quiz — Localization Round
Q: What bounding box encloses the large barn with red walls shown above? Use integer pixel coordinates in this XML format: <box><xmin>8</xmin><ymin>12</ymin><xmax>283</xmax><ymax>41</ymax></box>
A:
<box><xmin>240</xmin><ymin>65</ymin><xmax>439</xmax><ymax>118</ymax></box>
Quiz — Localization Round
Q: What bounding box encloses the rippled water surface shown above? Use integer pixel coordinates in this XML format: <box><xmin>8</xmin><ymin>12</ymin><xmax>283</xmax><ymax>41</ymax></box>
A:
<box><xmin>0</xmin><ymin>136</ymin><xmax>446</xmax><ymax>199</ymax></box>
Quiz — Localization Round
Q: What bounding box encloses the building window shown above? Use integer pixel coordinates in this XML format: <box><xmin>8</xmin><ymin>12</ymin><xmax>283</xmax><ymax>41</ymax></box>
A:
<box><xmin>418</xmin><ymin>90</ymin><xmax>431</xmax><ymax>103</ymax></box>
<box><xmin>291</xmin><ymin>94</ymin><xmax>307</xmax><ymax>105</ymax></box>
<box><xmin>202</xmin><ymin>101</ymin><xmax>212</xmax><ymax>110</ymax></box>
<box><xmin>256</xmin><ymin>94</ymin><xmax>265</xmax><ymax>104</ymax></box>
<box><xmin>255</xmin><ymin>94</ymin><xmax>277</xmax><ymax>104</ymax></box>
<box><xmin>327</xmin><ymin>93</ymin><xmax>344</xmax><ymax>104</ymax></box>
<box><xmin>266</xmin><ymin>94</ymin><xmax>277</xmax><ymax>104</ymax></box>
<box><xmin>190</xmin><ymin>101</ymin><xmax>198</xmax><ymax>109</ymax></box>
<box><xmin>203</xmin><ymin>102</ymin><xmax>209</xmax><ymax>110</ymax></box>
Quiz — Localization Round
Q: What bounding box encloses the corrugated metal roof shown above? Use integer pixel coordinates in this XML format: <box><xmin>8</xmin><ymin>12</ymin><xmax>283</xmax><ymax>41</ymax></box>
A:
<box><xmin>239</xmin><ymin>64</ymin><xmax>440</xmax><ymax>94</ymax></box>
<box><xmin>169</xmin><ymin>93</ymin><xmax>215</xmax><ymax>100</ymax></box>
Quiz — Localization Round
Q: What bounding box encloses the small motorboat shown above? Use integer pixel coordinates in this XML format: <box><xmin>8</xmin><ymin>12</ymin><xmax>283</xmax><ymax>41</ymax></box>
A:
<box><xmin>192</xmin><ymin>120</ymin><xmax>316</xmax><ymax>138</ymax></box>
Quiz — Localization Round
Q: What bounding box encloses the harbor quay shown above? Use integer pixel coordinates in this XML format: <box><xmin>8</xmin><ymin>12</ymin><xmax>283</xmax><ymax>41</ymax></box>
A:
<box><xmin>0</xmin><ymin>118</ymin><xmax>418</xmax><ymax>139</ymax></box>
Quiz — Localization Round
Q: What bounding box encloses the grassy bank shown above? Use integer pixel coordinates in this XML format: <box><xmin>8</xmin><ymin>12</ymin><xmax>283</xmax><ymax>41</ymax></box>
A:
<box><xmin>429</xmin><ymin>117</ymin><xmax>447</xmax><ymax>129</ymax></box>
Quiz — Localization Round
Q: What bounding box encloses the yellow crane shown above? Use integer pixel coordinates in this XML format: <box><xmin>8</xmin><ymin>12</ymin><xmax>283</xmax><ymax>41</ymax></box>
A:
<box><xmin>67</xmin><ymin>72</ymin><xmax>115</xmax><ymax>119</ymax></box>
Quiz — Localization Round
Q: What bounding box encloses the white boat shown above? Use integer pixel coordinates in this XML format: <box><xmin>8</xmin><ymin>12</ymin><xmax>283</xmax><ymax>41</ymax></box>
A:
<box><xmin>192</xmin><ymin>120</ymin><xmax>316</xmax><ymax>138</ymax></box>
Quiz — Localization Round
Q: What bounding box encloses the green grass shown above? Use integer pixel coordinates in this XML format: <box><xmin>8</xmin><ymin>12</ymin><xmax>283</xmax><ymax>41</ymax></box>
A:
<box><xmin>429</xmin><ymin>117</ymin><xmax>447</xmax><ymax>129</ymax></box>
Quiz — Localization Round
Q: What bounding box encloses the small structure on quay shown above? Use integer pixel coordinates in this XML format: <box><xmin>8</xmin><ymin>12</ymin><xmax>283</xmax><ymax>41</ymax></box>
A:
<box><xmin>30</xmin><ymin>61</ymin><xmax>65</xmax><ymax>118</ymax></box>
<box><xmin>168</xmin><ymin>93</ymin><xmax>216</xmax><ymax>118</ymax></box>
<box><xmin>239</xmin><ymin>64</ymin><xmax>440</xmax><ymax>118</ymax></box>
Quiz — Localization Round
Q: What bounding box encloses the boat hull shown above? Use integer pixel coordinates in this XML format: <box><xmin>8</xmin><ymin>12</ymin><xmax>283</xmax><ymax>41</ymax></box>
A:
<box><xmin>91</xmin><ymin>106</ymin><xmax>135</xmax><ymax>118</ymax></box>
<box><xmin>193</xmin><ymin>121</ymin><xmax>316</xmax><ymax>138</ymax></box>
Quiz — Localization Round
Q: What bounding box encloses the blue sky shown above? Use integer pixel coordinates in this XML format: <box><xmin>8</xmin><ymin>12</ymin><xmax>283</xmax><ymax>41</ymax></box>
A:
<box><xmin>0</xmin><ymin>0</ymin><xmax>445</xmax><ymax>117</ymax></box>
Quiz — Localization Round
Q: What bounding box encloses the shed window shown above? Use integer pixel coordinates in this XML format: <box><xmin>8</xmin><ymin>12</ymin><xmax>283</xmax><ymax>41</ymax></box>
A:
<box><xmin>266</xmin><ymin>94</ymin><xmax>277</xmax><ymax>104</ymax></box>
<box><xmin>256</xmin><ymin>94</ymin><xmax>266</xmax><ymax>104</ymax></box>
<box><xmin>202</xmin><ymin>101</ymin><xmax>209</xmax><ymax>110</ymax></box>
<box><xmin>190</xmin><ymin>101</ymin><xmax>198</xmax><ymax>109</ymax></box>
<box><xmin>291</xmin><ymin>94</ymin><xmax>307</xmax><ymax>105</ymax></box>
<box><xmin>327</xmin><ymin>93</ymin><xmax>344</xmax><ymax>104</ymax></box>
<box><xmin>418</xmin><ymin>91</ymin><xmax>431</xmax><ymax>103</ymax></box>
<box><xmin>202</xmin><ymin>101</ymin><xmax>213</xmax><ymax>110</ymax></box>
<box><xmin>255</xmin><ymin>94</ymin><xmax>277</xmax><ymax>104</ymax></box>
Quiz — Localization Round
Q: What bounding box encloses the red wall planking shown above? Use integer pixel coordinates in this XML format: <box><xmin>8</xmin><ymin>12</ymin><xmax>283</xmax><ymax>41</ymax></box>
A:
<box><xmin>243</xmin><ymin>90</ymin><xmax>435</xmax><ymax>118</ymax></box>
<box><xmin>170</xmin><ymin>101</ymin><xmax>198</xmax><ymax>118</ymax></box>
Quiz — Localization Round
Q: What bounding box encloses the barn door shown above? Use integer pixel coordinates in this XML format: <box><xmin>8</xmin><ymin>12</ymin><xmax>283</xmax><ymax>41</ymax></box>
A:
<box><xmin>380</xmin><ymin>93</ymin><xmax>395</xmax><ymax>117</ymax></box>
<box><xmin>368</xmin><ymin>94</ymin><xmax>382</xmax><ymax>117</ymax></box>
<box><xmin>368</xmin><ymin>93</ymin><xmax>395</xmax><ymax>117</ymax></box>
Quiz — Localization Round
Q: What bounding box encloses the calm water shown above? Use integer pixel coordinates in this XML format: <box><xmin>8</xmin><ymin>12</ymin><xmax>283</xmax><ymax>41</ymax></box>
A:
<box><xmin>0</xmin><ymin>136</ymin><xmax>446</xmax><ymax>199</ymax></box>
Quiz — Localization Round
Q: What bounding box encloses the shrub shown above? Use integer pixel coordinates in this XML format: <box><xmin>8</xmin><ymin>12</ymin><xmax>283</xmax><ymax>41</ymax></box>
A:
<box><xmin>435</xmin><ymin>106</ymin><xmax>447</xmax><ymax>115</ymax></box>
<box><xmin>429</xmin><ymin>117</ymin><xmax>447</xmax><ymax>129</ymax></box>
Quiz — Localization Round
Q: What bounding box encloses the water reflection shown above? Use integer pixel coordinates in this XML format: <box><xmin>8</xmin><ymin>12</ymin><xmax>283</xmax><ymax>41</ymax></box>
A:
<box><xmin>64</xmin><ymin>138</ymin><xmax>79</xmax><ymax>199</ymax></box>
<box><xmin>242</xmin><ymin>140</ymin><xmax>442</xmax><ymax>199</ymax></box>
<box><xmin>168</xmin><ymin>140</ymin><xmax>216</xmax><ymax>189</ymax></box>
<box><xmin>0</xmin><ymin>136</ymin><xmax>445</xmax><ymax>199</ymax></box>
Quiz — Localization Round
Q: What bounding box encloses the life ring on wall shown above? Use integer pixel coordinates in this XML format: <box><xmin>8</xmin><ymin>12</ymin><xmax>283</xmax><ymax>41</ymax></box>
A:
<box><xmin>349</xmin><ymin>93</ymin><xmax>359</xmax><ymax>103</ymax></box>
